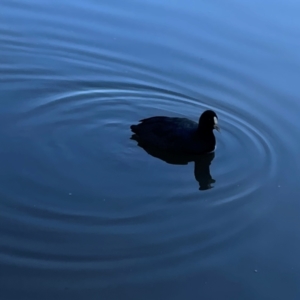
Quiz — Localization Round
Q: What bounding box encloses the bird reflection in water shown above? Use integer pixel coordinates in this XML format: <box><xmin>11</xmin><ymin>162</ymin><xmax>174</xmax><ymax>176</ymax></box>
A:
<box><xmin>131</xmin><ymin>136</ymin><xmax>216</xmax><ymax>191</ymax></box>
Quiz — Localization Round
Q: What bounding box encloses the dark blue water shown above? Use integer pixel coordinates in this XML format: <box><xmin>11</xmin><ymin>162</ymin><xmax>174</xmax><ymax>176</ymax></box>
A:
<box><xmin>1</xmin><ymin>0</ymin><xmax>300</xmax><ymax>299</ymax></box>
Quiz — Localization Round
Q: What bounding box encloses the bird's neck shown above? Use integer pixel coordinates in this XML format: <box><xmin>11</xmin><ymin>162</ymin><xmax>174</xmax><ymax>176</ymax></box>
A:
<box><xmin>197</xmin><ymin>126</ymin><xmax>214</xmax><ymax>138</ymax></box>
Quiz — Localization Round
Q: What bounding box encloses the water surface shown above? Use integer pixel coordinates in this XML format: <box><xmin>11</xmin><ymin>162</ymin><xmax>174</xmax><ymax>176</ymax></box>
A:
<box><xmin>1</xmin><ymin>0</ymin><xmax>300</xmax><ymax>299</ymax></box>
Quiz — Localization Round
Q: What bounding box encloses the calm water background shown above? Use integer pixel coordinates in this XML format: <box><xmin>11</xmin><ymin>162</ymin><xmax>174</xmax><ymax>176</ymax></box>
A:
<box><xmin>1</xmin><ymin>0</ymin><xmax>300</xmax><ymax>299</ymax></box>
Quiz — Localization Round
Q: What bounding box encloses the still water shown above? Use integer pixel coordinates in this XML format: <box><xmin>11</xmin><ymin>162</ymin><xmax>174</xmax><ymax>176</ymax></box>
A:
<box><xmin>1</xmin><ymin>0</ymin><xmax>300</xmax><ymax>299</ymax></box>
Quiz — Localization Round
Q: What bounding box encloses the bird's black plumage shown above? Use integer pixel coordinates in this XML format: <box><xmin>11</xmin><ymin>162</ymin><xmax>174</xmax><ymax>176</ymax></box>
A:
<box><xmin>130</xmin><ymin>110</ymin><xmax>219</xmax><ymax>154</ymax></box>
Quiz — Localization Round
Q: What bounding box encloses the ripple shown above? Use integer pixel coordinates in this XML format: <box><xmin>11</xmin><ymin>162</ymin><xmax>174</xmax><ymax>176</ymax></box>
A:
<box><xmin>211</xmin><ymin>105</ymin><xmax>278</xmax><ymax>204</ymax></box>
<box><xmin>11</xmin><ymin>82</ymin><xmax>278</xmax><ymax>201</ymax></box>
<box><xmin>0</xmin><ymin>80</ymin><xmax>282</xmax><ymax>285</ymax></box>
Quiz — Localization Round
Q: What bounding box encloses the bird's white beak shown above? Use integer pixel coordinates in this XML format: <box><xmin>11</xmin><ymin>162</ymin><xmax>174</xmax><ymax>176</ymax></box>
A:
<box><xmin>214</xmin><ymin>117</ymin><xmax>220</xmax><ymax>132</ymax></box>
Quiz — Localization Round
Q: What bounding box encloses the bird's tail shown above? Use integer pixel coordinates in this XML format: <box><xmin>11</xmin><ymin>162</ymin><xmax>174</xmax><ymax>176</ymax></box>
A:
<box><xmin>130</xmin><ymin>124</ymin><xmax>138</xmax><ymax>133</ymax></box>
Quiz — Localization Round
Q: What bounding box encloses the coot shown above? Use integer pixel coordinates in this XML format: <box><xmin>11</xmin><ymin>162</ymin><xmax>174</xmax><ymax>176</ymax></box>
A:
<box><xmin>130</xmin><ymin>109</ymin><xmax>220</xmax><ymax>154</ymax></box>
